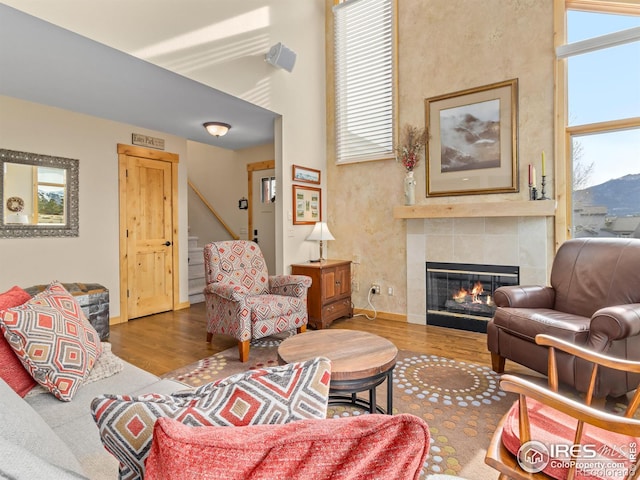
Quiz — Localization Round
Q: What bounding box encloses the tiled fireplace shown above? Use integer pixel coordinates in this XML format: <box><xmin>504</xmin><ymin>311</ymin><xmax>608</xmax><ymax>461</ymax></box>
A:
<box><xmin>426</xmin><ymin>261</ymin><xmax>519</xmax><ymax>332</ymax></box>
<box><xmin>405</xmin><ymin>215</ymin><xmax>552</xmax><ymax>327</ymax></box>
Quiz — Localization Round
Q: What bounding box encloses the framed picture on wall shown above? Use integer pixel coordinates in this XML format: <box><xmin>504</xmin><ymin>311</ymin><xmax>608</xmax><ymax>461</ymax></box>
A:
<box><xmin>292</xmin><ymin>164</ymin><xmax>321</xmax><ymax>184</ymax></box>
<box><xmin>292</xmin><ymin>185</ymin><xmax>321</xmax><ymax>225</ymax></box>
<box><xmin>425</xmin><ymin>78</ymin><xmax>519</xmax><ymax>197</ymax></box>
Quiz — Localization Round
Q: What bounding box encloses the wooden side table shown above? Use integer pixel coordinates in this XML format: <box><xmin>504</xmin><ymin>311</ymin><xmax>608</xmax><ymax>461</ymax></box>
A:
<box><xmin>291</xmin><ymin>259</ymin><xmax>353</xmax><ymax>329</ymax></box>
<box><xmin>277</xmin><ymin>329</ymin><xmax>398</xmax><ymax>414</ymax></box>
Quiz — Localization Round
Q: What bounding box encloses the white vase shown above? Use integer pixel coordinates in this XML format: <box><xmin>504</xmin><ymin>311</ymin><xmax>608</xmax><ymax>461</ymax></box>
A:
<box><xmin>404</xmin><ymin>170</ymin><xmax>416</xmax><ymax>205</ymax></box>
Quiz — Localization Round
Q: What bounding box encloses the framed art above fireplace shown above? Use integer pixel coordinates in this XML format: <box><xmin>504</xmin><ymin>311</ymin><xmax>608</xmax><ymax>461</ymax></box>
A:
<box><xmin>425</xmin><ymin>79</ymin><xmax>519</xmax><ymax>197</ymax></box>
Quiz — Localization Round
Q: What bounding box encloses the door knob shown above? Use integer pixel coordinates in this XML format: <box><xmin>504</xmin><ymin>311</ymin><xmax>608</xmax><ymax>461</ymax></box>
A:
<box><xmin>163</xmin><ymin>241</ymin><xmax>172</xmax><ymax>246</ymax></box>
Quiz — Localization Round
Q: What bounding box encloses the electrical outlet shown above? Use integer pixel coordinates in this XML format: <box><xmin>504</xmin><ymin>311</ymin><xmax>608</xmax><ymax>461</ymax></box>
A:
<box><xmin>371</xmin><ymin>283</ymin><xmax>380</xmax><ymax>295</ymax></box>
<box><xmin>352</xmin><ymin>281</ymin><xmax>359</xmax><ymax>292</ymax></box>
<box><xmin>387</xmin><ymin>286</ymin><xmax>394</xmax><ymax>296</ymax></box>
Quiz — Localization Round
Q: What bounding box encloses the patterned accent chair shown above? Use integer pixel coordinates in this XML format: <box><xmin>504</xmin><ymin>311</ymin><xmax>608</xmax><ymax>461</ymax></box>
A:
<box><xmin>203</xmin><ymin>240</ymin><xmax>312</xmax><ymax>362</ymax></box>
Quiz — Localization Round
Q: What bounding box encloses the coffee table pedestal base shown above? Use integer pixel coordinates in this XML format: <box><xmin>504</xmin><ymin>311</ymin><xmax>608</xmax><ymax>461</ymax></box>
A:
<box><xmin>328</xmin><ymin>368</ymin><xmax>394</xmax><ymax>415</ymax></box>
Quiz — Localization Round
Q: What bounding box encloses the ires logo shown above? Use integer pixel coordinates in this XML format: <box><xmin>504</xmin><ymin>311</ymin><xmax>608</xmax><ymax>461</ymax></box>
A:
<box><xmin>550</xmin><ymin>444</ymin><xmax>598</xmax><ymax>459</ymax></box>
<box><xmin>517</xmin><ymin>441</ymin><xmax>637</xmax><ymax>475</ymax></box>
<box><xmin>517</xmin><ymin>441</ymin><xmax>550</xmax><ymax>473</ymax></box>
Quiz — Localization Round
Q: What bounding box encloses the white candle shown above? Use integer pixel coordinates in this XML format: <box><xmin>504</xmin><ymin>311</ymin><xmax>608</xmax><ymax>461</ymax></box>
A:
<box><xmin>532</xmin><ymin>166</ymin><xmax>537</xmax><ymax>188</ymax></box>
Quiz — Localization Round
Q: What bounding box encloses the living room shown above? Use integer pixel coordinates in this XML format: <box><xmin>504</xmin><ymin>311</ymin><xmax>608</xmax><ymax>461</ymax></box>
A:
<box><xmin>1</xmin><ymin>1</ymin><xmax>640</xmax><ymax>478</ymax></box>
<box><xmin>0</xmin><ymin>0</ymin><xmax>565</xmax><ymax>320</ymax></box>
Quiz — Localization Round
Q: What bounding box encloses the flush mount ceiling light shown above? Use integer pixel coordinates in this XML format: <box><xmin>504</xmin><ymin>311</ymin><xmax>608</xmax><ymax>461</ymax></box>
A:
<box><xmin>203</xmin><ymin>122</ymin><xmax>231</xmax><ymax>137</ymax></box>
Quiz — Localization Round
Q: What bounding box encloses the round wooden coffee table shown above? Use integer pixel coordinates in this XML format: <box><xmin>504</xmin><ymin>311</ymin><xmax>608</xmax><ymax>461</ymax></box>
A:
<box><xmin>277</xmin><ymin>329</ymin><xmax>398</xmax><ymax>414</ymax></box>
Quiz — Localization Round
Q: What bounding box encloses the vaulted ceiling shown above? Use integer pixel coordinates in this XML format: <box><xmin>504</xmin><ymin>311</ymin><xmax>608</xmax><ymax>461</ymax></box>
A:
<box><xmin>0</xmin><ymin>3</ymin><xmax>279</xmax><ymax>150</ymax></box>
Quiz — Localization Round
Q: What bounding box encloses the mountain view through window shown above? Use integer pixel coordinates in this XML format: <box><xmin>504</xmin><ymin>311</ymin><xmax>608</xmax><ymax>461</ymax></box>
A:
<box><xmin>568</xmin><ymin>9</ymin><xmax>640</xmax><ymax>238</ymax></box>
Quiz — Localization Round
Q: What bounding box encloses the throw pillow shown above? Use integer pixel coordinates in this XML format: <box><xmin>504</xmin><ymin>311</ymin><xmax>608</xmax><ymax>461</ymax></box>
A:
<box><xmin>25</xmin><ymin>342</ymin><xmax>125</xmax><ymax>397</ymax></box>
<box><xmin>0</xmin><ymin>282</ymin><xmax>102</xmax><ymax>401</ymax></box>
<box><xmin>91</xmin><ymin>357</ymin><xmax>331</xmax><ymax>480</ymax></box>
<box><xmin>145</xmin><ymin>414</ymin><xmax>430</xmax><ymax>480</ymax></box>
<box><xmin>0</xmin><ymin>285</ymin><xmax>37</xmax><ymax>396</ymax></box>
<box><xmin>0</xmin><ymin>285</ymin><xmax>31</xmax><ymax>311</ymax></box>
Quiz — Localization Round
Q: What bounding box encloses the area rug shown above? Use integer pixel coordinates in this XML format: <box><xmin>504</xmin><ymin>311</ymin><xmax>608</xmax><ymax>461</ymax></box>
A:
<box><xmin>162</xmin><ymin>333</ymin><xmax>515</xmax><ymax>479</ymax></box>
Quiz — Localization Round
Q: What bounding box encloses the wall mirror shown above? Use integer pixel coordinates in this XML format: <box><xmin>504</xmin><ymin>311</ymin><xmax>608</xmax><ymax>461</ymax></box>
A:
<box><xmin>0</xmin><ymin>148</ymin><xmax>79</xmax><ymax>238</ymax></box>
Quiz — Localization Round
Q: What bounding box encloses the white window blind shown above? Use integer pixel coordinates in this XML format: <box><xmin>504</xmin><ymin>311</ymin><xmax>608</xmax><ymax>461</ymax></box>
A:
<box><xmin>333</xmin><ymin>0</ymin><xmax>394</xmax><ymax>164</ymax></box>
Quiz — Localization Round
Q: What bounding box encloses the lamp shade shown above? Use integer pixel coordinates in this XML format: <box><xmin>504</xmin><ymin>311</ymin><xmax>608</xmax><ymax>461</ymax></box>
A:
<box><xmin>203</xmin><ymin>122</ymin><xmax>231</xmax><ymax>137</ymax></box>
<box><xmin>306</xmin><ymin>222</ymin><xmax>335</xmax><ymax>242</ymax></box>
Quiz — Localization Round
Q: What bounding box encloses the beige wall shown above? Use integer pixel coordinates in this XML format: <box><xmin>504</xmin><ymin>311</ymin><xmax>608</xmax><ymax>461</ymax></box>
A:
<box><xmin>186</xmin><ymin>142</ymin><xmax>275</xmax><ymax>245</ymax></box>
<box><xmin>328</xmin><ymin>0</ymin><xmax>555</xmax><ymax>317</ymax></box>
<box><xmin>0</xmin><ymin>96</ymin><xmax>190</xmax><ymax>318</ymax></box>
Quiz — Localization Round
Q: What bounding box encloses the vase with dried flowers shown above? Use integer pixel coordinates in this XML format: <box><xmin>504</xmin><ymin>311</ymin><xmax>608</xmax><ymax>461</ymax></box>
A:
<box><xmin>395</xmin><ymin>124</ymin><xmax>427</xmax><ymax>205</ymax></box>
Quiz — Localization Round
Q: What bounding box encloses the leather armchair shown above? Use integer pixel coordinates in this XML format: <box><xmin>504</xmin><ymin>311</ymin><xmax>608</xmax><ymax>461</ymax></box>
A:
<box><xmin>203</xmin><ymin>240</ymin><xmax>312</xmax><ymax>362</ymax></box>
<box><xmin>487</xmin><ymin>237</ymin><xmax>640</xmax><ymax>398</ymax></box>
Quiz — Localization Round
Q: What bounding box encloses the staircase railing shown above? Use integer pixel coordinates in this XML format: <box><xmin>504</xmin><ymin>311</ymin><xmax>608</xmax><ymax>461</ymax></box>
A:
<box><xmin>188</xmin><ymin>180</ymin><xmax>239</xmax><ymax>240</ymax></box>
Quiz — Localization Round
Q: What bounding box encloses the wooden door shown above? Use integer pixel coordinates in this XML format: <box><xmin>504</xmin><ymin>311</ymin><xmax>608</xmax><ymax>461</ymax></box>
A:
<box><xmin>322</xmin><ymin>267</ymin><xmax>338</xmax><ymax>303</ymax></box>
<box><xmin>118</xmin><ymin>144</ymin><xmax>179</xmax><ymax>321</ymax></box>
<box><xmin>335</xmin><ymin>263</ymin><xmax>351</xmax><ymax>297</ymax></box>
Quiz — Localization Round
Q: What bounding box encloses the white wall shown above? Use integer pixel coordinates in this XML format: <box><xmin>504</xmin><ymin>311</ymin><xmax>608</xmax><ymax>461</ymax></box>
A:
<box><xmin>182</xmin><ymin>1</ymin><xmax>328</xmax><ymax>271</ymax></box>
<box><xmin>0</xmin><ymin>96</ymin><xmax>190</xmax><ymax>319</ymax></box>
<box><xmin>186</xmin><ymin>142</ymin><xmax>275</xmax><ymax>245</ymax></box>
<box><xmin>3</xmin><ymin>0</ymin><xmax>329</xmax><ymax>275</ymax></box>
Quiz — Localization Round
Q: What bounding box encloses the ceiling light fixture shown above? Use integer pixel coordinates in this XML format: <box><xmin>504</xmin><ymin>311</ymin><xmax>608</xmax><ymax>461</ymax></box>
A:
<box><xmin>203</xmin><ymin>122</ymin><xmax>231</xmax><ymax>137</ymax></box>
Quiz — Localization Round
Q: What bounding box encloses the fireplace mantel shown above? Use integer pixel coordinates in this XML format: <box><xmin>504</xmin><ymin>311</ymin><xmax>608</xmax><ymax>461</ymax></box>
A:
<box><xmin>393</xmin><ymin>200</ymin><xmax>555</xmax><ymax>219</ymax></box>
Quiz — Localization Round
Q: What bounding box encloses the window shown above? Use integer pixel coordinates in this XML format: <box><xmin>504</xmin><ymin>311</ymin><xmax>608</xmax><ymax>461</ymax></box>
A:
<box><xmin>558</xmin><ymin>2</ymin><xmax>640</xmax><ymax>239</ymax></box>
<box><xmin>36</xmin><ymin>166</ymin><xmax>67</xmax><ymax>224</ymax></box>
<box><xmin>261</xmin><ymin>176</ymin><xmax>276</xmax><ymax>204</ymax></box>
<box><xmin>333</xmin><ymin>0</ymin><xmax>396</xmax><ymax>164</ymax></box>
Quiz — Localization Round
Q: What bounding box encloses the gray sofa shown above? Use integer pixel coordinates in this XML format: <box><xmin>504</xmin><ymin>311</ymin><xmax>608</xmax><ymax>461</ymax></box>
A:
<box><xmin>0</xmin><ymin>357</ymin><xmax>184</xmax><ymax>479</ymax></box>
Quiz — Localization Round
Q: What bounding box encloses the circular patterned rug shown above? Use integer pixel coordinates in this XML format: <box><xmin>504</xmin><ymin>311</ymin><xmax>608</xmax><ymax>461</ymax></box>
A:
<box><xmin>394</xmin><ymin>354</ymin><xmax>507</xmax><ymax>407</ymax></box>
<box><xmin>327</xmin><ymin>353</ymin><xmax>510</xmax><ymax>478</ymax></box>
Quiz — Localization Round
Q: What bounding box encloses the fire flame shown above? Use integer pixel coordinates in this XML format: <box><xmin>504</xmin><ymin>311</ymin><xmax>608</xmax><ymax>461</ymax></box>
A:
<box><xmin>453</xmin><ymin>281</ymin><xmax>485</xmax><ymax>304</ymax></box>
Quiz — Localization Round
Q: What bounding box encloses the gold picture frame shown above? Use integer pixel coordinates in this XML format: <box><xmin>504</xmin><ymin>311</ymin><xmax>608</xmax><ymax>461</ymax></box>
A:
<box><xmin>292</xmin><ymin>185</ymin><xmax>321</xmax><ymax>225</ymax></box>
<box><xmin>425</xmin><ymin>78</ymin><xmax>519</xmax><ymax>197</ymax></box>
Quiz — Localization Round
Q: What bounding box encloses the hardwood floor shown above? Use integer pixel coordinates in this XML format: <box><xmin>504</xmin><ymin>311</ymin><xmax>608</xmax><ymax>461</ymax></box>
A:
<box><xmin>108</xmin><ymin>303</ymin><xmax>534</xmax><ymax>377</ymax></box>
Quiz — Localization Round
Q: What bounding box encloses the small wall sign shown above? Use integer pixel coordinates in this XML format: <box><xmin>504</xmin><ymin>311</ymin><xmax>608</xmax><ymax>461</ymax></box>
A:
<box><xmin>132</xmin><ymin>133</ymin><xmax>165</xmax><ymax>150</ymax></box>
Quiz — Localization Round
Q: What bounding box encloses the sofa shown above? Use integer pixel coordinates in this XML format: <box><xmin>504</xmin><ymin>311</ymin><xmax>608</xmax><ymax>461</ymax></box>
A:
<box><xmin>0</xmin><ymin>354</ymin><xmax>185</xmax><ymax>479</ymax></box>
<box><xmin>1</xmin><ymin>283</ymin><xmax>431</xmax><ymax>480</ymax></box>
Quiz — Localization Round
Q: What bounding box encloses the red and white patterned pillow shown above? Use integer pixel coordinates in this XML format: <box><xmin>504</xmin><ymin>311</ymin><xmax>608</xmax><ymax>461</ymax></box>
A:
<box><xmin>91</xmin><ymin>357</ymin><xmax>332</xmax><ymax>480</ymax></box>
<box><xmin>145</xmin><ymin>414</ymin><xmax>430</xmax><ymax>480</ymax></box>
<box><xmin>0</xmin><ymin>286</ymin><xmax>37</xmax><ymax>396</ymax></box>
<box><xmin>0</xmin><ymin>282</ymin><xmax>102</xmax><ymax>401</ymax></box>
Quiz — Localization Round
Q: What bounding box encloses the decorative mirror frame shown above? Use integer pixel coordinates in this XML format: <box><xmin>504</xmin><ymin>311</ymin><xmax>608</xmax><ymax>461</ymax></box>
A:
<box><xmin>0</xmin><ymin>148</ymin><xmax>79</xmax><ymax>238</ymax></box>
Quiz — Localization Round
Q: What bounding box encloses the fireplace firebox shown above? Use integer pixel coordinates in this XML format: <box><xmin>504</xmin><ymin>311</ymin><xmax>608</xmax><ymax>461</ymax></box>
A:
<box><xmin>426</xmin><ymin>262</ymin><xmax>519</xmax><ymax>333</ymax></box>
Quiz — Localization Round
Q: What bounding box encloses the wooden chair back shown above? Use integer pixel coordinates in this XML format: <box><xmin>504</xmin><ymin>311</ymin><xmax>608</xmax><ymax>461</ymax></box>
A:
<box><xmin>485</xmin><ymin>334</ymin><xmax>640</xmax><ymax>480</ymax></box>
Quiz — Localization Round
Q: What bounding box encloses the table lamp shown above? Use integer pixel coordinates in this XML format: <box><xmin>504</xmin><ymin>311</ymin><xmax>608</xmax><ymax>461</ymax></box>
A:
<box><xmin>306</xmin><ymin>221</ymin><xmax>335</xmax><ymax>262</ymax></box>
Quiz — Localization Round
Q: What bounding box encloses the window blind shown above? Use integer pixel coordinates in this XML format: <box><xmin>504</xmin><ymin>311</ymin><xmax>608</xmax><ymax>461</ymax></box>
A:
<box><xmin>333</xmin><ymin>0</ymin><xmax>394</xmax><ymax>164</ymax></box>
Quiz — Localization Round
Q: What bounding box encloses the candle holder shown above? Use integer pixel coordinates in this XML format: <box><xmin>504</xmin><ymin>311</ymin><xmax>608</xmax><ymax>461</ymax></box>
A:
<box><xmin>538</xmin><ymin>175</ymin><xmax>550</xmax><ymax>200</ymax></box>
<box><xmin>529</xmin><ymin>183</ymin><xmax>537</xmax><ymax>201</ymax></box>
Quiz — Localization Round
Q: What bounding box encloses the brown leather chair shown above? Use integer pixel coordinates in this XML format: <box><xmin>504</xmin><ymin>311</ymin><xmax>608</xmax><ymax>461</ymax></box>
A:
<box><xmin>487</xmin><ymin>237</ymin><xmax>640</xmax><ymax>398</ymax></box>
